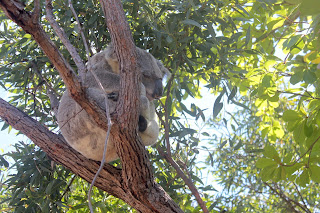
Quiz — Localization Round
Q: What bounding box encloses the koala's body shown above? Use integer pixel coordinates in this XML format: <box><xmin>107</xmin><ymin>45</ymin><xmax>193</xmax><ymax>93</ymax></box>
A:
<box><xmin>57</xmin><ymin>45</ymin><xmax>169</xmax><ymax>162</ymax></box>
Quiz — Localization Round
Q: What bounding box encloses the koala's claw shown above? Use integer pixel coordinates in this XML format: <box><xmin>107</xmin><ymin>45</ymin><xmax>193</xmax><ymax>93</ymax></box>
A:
<box><xmin>107</xmin><ymin>92</ymin><xmax>119</xmax><ymax>101</ymax></box>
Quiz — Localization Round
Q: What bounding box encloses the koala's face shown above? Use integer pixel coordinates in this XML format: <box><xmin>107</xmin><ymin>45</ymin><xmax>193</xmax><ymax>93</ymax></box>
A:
<box><xmin>104</xmin><ymin>45</ymin><xmax>170</xmax><ymax>101</ymax></box>
<box><xmin>136</xmin><ymin>48</ymin><xmax>169</xmax><ymax>101</ymax></box>
<box><xmin>142</xmin><ymin>75</ymin><xmax>163</xmax><ymax>100</ymax></box>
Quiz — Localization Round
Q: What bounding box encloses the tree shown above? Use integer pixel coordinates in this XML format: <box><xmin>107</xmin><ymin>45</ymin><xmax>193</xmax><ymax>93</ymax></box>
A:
<box><xmin>1</xmin><ymin>0</ymin><xmax>320</xmax><ymax>212</ymax></box>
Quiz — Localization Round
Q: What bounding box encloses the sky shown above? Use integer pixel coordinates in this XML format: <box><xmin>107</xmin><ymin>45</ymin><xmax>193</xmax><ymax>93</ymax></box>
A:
<box><xmin>0</xmin><ymin>89</ymin><xmax>26</xmax><ymax>154</ymax></box>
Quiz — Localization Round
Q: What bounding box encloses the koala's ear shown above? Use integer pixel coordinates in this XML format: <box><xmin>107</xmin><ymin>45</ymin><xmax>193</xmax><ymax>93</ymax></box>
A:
<box><xmin>156</xmin><ymin>60</ymin><xmax>171</xmax><ymax>79</ymax></box>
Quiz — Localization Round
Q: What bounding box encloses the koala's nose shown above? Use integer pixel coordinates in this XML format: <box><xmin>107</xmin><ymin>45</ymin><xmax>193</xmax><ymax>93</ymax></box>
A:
<box><xmin>152</xmin><ymin>79</ymin><xmax>163</xmax><ymax>99</ymax></box>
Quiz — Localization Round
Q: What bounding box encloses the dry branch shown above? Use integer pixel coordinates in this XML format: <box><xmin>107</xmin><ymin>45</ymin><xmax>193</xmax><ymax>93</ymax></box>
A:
<box><xmin>45</xmin><ymin>0</ymin><xmax>87</xmax><ymax>80</ymax></box>
<box><xmin>157</xmin><ymin>74</ymin><xmax>209</xmax><ymax>212</ymax></box>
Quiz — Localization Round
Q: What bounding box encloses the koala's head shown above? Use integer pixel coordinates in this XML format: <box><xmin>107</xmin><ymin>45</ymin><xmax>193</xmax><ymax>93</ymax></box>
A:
<box><xmin>105</xmin><ymin>44</ymin><xmax>170</xmax><ymax>101</ymax></box>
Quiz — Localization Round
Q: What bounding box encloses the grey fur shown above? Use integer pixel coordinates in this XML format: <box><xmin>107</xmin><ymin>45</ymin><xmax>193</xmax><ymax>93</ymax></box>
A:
<box><xmin>57</xmin><ymin>45</ymin><xmax>169</xmax><ymax>162</ymax></box>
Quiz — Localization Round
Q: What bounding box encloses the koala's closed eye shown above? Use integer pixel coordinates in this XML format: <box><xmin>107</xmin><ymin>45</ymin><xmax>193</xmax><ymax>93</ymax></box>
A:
<box><xmin>107</xmin><ymin>92</ymin><xmax>118</xmax><ymax>101</ymax></box>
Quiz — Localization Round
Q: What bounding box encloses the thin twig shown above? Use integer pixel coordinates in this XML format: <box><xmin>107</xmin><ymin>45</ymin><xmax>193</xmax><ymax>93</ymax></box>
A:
<box><xmin>59</xmin><ymin>175</ymin><xmax>76</xmax><ymax>201</ymax></box>
<box><xmin>157</xmin><ymin>147</ymin><xmax>209</xmax><ymax>213</ymax></box>
<box><xmin>265</xmin><ymin>182</ymin><xmax>311</xmax><ymax>213</ymax></box>
<box><xmin>68</xmin><ymin>0</ymin><xmax>92</xmax><ymax>57</ymax></box>
<box><xmin>46</xmin><ymin>1</ymin><xmax>112</xmax><ymax>210</ymax></box>
<box><xmin>278</xmin><ymin>90</ymin><xmax>320</xmax><ymax>100</ymax></box>
<box><xmin>67</xmin><ymin>2</ymin><xmax>113</xmax><ymax>211</ymax></box>
<box><xmin>31</xmin><ymin>60</ymin><xmax>60</xmax><ymax>116</ymax></box>
<box><xmin>282</xmin><ymin>135</ymin><xmax>320</xmax><ymax>167</ymax></box>
<box><xmin>45</xmin><ymin>0</ymin><xmax>87</xmax><ymax>80</ymax></box>
<box><xmin>293</xmin><ymin>182</ymin><xmax>311</xmax><ymax>213</ymax></box>
<box><xmin>264</xmin><ymin>182</ymin><xmax>299</xmax><ymax>213</ymax></box>
<box><xmin>164</xmin><ymin>74</ymin><xmax>174</xmax><ymax>155</ymax></box>
<box><xmin>86</xmin><ymin>60</ymin><xmax>112</xmax><ymax>213</ymax></box>
<box><xmin>157</xmin><ymin>73</ymin><xmax>209</xmax><ymax>213</ymax></box>
<box><xmin>31</xmin><ymin>61</ymin><xmax>60</xmax><ymax>98</ymax></box>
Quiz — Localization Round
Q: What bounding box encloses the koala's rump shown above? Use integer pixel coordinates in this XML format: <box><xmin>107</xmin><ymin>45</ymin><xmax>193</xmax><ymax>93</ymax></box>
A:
<box><xmin>57</xmin><ymin>91</ymin><xmax>118</xmax><ymax>162</ymax></box>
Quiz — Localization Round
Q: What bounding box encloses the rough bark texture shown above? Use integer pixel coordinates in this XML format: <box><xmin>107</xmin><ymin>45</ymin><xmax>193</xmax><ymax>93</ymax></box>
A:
<box><xmin>99</xmin><ymin>0</ymin><xmax>158</xmax><ymax>206</ymax></box>
<box><xmin>0</xmin><ymin>0</ymin><xmax>183</xmax><ymax>212</ymax></box>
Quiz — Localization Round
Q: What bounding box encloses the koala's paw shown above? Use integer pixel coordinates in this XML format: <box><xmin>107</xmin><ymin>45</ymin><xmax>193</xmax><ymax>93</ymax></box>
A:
<box><xmin>108</xmin><ymin>92</ymin><xmax>119</xmax><ymax>101</ymax></box>
<box><xmin>138</xmin><ymin>115</ymin><xmax>148</xmax><ymax>132</ymax></box>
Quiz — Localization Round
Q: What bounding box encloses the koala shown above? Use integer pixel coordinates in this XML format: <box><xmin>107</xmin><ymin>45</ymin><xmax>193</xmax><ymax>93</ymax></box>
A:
<box><xmin>57</xmin><ymin>44</ymin><xmax>169</xmax><ymax>163</ymax></box>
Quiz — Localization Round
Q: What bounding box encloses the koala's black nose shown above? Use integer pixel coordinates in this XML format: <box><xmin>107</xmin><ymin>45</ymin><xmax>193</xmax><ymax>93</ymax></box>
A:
<box><xmin>152</xmin><ymin>79</ymin><xmax>163</xmax><ymax>99</ymax></box>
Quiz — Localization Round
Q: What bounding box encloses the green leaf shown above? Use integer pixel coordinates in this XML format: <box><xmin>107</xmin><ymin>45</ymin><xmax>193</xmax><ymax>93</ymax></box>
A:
<box><xmin>181</xmin><ymin>19</ymin><xmax>201</xmax><ymax>28</ymax></box>
<box><xmin>233</xmin><ymin>140</ymin><xmax>243</xmax><ymax>150</ymax></box>
<box><xmin>213</xmin><ymin>102</ymin><xmax>223</xmax><ymax>119</ymax></box>
<box><xmin>263</xmin><ymin>145</ymin><xmax>280</xmax><ymax>162</ymax></box>
<box><xmin>296</xmin><ymin>170</ymin><xmax>310</xmax><ymax>187</ymax></box>
<box><xmin>282</xmin><ymin>110</ymin><xmax>301</xmax><ymax>122</ymax></box>
<box><xmin>45</xmin><ymin>180</ymin><xmax>55</xmax><ymax>195</ymax></box>
<box><xmin>256</xmin><ymin>158</ymin><xmax>277</xmax><ymax>168</ymax></box>
<box><xmin>219</xmin><ymin>140</ymin><xmax>228</xmax><ymax>149</ymax></box>
<box><xmin>166</xmin><ymin>36</ymin><xmax>173</xmax><ymax>43</ymax></box>
<box><xmin>272</xmin><ymin>166</ymin><xmax>286</xmax><ymax>182</ymax></box>
<box><xmin>285</xmin><ymin>163</ymin><xmax>303</xmax><ymax>176</ymax></box>
<box><xmin>244</xmin><ymin>25</ymin><xmax>251</xmax><ymax>47</ymax></box>
<box><xmin>235</xmin><ymin>4</ymin><xmax>249</xmax><ymax>16</ymax></box>
<box><xmin>303</xmin><ymin>70</ymin><xmax>317</xmax><ymax>84</ymax></box>
<box><xmin>310</xmin><ymin>165</ymin><xmax>320</xmax><ymax>183</ymax></box>
<box><xmin>1</xmin><ymin>122</ymin><xmax>9</xmax><ymax>131</ymax></box>
<box><xmin>260</xmin><ymin>166</ymin><xmax>276</xmax><ymax>182</ymax></box>
<box><xmin>290</xmin><ymin>71</ymin><xmax>303</xmax><ymax>85</ymax></box>
<box><xmin>300</xmin><ymin>0</ymin><xmax>320</xmax><ymax>16</ymax></box>
<box><xmin>228</xmin><ymin>87</ymin><xmax>237</xmax><ymax>103</ymax></box>
<box><xmin>0</xmin><ymin>155</ymin><xmax>9</xmax><ymax>167</ymax></box>
<box><xmin>293</xmin><ymin>121</ymin><xmax>305</xmax><ymax>144</ymax></box>
<box><xmin>261</xmin><ymin>74</ymin><xmax>273</xmax><ymax>87</ymax></box>
<box><xmin>304</xmin><ymin>122</ymin><xmax>313</xmax><ymax>137</ymax></box>
<box><xmin>283</xmin><ymin>35</ymin><xmax>300</xmax><ymax>50</ymax></box>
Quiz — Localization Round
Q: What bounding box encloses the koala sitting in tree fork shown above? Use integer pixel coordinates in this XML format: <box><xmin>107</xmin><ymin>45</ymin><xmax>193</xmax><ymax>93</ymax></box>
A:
<box><xmin>57</xmin><ymin>44</ymin><xmax>170</xmax><ymax>163</ymax></box>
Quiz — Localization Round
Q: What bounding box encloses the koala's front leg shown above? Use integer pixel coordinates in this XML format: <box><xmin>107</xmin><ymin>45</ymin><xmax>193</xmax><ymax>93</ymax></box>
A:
<box><xmin>140</xmin><ymin>95</ymin><xmax>149</xmax><ymax>112</ymax></box>
<box><xmin>86</xmin><ymin>88</ymin><xmax>117</xmax><ymax>113</ymax></box>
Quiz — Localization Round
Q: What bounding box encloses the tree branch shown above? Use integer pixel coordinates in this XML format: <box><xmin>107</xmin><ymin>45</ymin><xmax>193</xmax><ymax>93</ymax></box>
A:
<box><xmin>68</xmin><ymin>0</ymin><xmax>92</xmax><ymax>58</ymax></box>
<box><xmin>293</xmin><ymin>182</ymin><xmax>311</xmax><ymax>213</ymax></box>
<box><xmin>30</xmin><ymin>60</ymin><xmax>60</xmax><ymax>115</ymax></box>
<box><xmin>157</xmin><ymin>147</ymin><xmax>209</xmax><ymax>213</ymax></box>
<box><xmin>156</xmin><ymin>74</ymin><xmax>209</xmax><ymax>213</ymax></box>
<box><xmin>32</xmin><ymin>0</ymin><xmax>40</xmax><ymax>22</ymax></box>
<box><xmin>45</xmin><ymin>0</ymin><xmax>86</xmax><ymax>80</ymax></box>
<box><xmin>0</xmin><ymin>98</ymin><xmax>121</xmax><ymax>194</ymax></box>
<box><xmin>99</xmin><ymin>0</ymin><xmax>150</xmax><ymax>190</ymax></box>
<box><xmin>264</xmin><ymin>182</ymin><xmax>301</xmax><ymax>213</ymax></box>
<box><xmin>99</xmin><ymin>0</ymin><xmax>183</xmax><ymax>211</ymax></box>
<box><xmin>0</xmin><ymin>97</ymin><xmax>171</xmax><ymax>212</ymax></box>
